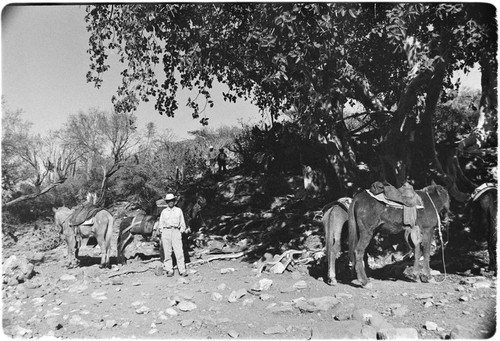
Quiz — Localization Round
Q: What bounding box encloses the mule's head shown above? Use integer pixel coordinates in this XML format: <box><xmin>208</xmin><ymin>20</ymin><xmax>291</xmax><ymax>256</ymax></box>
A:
<box><xmin>425</xmin><ymin>184</ymin><xmax>450</xmax><ymax>212</ymax></box>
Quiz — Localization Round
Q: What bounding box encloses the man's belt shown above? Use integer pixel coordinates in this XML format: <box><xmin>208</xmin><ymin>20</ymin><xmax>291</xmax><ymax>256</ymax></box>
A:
<box><xmin>163</xmin><ymin>226</ymin><xmax>178</xmax><ymax>229</ymax></box>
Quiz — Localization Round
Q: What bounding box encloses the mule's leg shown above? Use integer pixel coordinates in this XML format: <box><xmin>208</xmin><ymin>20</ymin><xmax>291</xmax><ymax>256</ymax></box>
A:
<box><xmin>324</xmin><ymin>208</ymin><xmax>338</xmax><ymax>285</ymax></box>
<box><xmin>418</xmin><ymin>228</ymin><xmax>434</xmax><ymax>282</ymax></box>
<box><xmin>354</xmin><ymin>226</ymin><xmax>373</xmax><ymax>287</ymax></box>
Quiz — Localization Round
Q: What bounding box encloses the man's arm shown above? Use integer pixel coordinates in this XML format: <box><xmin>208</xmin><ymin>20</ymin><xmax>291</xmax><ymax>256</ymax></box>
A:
<box><xmin>178</xmin><ymin>208</ymin><xmax>187</xmax><ymax>233</ymax></box>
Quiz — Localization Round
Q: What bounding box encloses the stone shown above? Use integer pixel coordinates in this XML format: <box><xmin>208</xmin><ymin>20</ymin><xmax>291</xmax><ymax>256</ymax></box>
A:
<box><xmin>473</xmin><ymin>281</ymin><xmax>491</xmax><ymax>289</ymax></box>
<box><xmin>352</xmin><ymin>308</ymin><xmax>391</xmax><ymax>329</ymax></box>
<box><xmin>377</xmin><ymin>328</ymin><xmax>418</xmax><ymax>339</ymax></box>
<box><xmin>181</xmin><ymin>319</ymin><xmax>194</xmax><ymax>327</ymax></box>
<box><xmin>228</xmin><ymin>289</ymin><xmax>247</xmax><ymax>303</ymax></box>
<box><xmin>425</xmin><ymin>321</ymin><xmax>438</xmax><ymax>331</ymax></box>
<box><xmin>251</xmin><ymin>278</ymin><xmax>273</xmax><ymax>291</ymax></box>
<box><xmin>260</xmin><ymin>294</ymin><xmax>274</xmax><ymax>301</ymax></box>
<box><xmin>227</xmin><ymin>329</ymin><xmax>239</xmax><ymax>338</ymax></box>
<box><xmin>217</xmin><ymin>283</ymin><xmax>227</xmax><ymax>291</ymax></box>
<box><xmin>424</xmin><ymin>301</ymin><xmax>433</xmax><ymax>308</ymax></box>
<box><xmin>307</xmin><ymin>296</ymin><xmax>340</xmax><ymax>311</ymax></box>
<box><xmin>459</xmin><ymin>296</ymin><xmax>469</xmax><ymax>302</ymax></box>
<box><xmin>269</xmin><ymin>305</ymin><xmax>295</xmax><ymax>314</ymax></box>
<box><xmin>280</xmin><ymin>286</ymin><xmax>296</xmax><ymax>293</ymax></box>
<box><xmin>105</xmin><ymin>320</ymin><xmax>117</xmax><ymax>328</ymax></box>
<box><xmin>211</xmin><ymin>292</ymin><xmax>223</xmax><ymax>302</ymax></box>
<box><xmin>60</xmin><ymin>274</ymin><xmax>77</xmax><ymax>281</ymax></box>
<box><xmin>263</xmin><ymin>325</ymin><xmax>287</xmax><ymax>335</ymax></box>
<box><xmin>136</xmin><ymin>306</ymin><xmax>151</xmax><ymax>314</ymax></box>
<box><xmin>3</xmin><ymin>255</ymin><xmax>35</xmax><ymax>285</ymax></box>
<box><xmin>165</xmin><ymin>308</ymin><xmax>178</xmax><ymax>316</ymax></box>
<box><xmin>335</xmin><ymin>293</ymin><xmax>353</xmax><ymax>299</ymax></box>
<box><xmin>220</xmin><ymin>268</ymin><xmax>235</xmax><ymax>274</ymax></box>
<box><xmin>178</xmin><ymin>301</ymin><xmax>197</xmax><ymax>311</ymax></box>
<box><xmin>293</xmin><ymin>280</ymin><xmax>308</xmax><ymax>289</ymax></box>
<box><xmin>242</xmin><ymin>298</ymin><xmax>254</xmax><ymax>306</ymax></box>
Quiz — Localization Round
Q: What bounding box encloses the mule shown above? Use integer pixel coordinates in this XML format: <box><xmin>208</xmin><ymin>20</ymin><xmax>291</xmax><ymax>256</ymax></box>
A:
<box><xmin>322</xmin><ymin>197</ymin><xmax>351</xmax><ymax>285</ymax></box>
<box><xmin>53</xmin><ymin>206</ymin><xmax>114</xmax><ymax>268</ymax></box>
<box><xmin>348</xmin><ymin>184</ymin><xmax>450</xmax><ymax>286</ymax></box>
<box><xmin>469</xmin><ymin>184</ymin><xmax>497</xmax><ymax>274</ymax></box>
<box><xmin>117</xmin><ymin>213</ymin><xmax>160</xmax><ymax>265</ymax></box>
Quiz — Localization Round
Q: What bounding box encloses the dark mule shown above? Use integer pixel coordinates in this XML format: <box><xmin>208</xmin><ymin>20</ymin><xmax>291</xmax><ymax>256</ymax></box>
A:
<box><xmin>117</xmin><ymin>213</ymin><xmax>160</xmax><ymax>264</ymax></box>
<box><xmin>348</xmin><ymin>184</ymin><xmax>450</xmax><ymax>286</ymax></box>
<box><xmin>53</xmin><ymin>206</ymin><xmax>114</xmax><ymax>268</ymax></box>
<box><xmin>322</xmin><ymin>197</ymin><xmax>352</xmax><ymax>285</ymax></box>
<box><xmin>469</xmin><ymin>184</ymin><xmax>497</xmax><ymax>274</ymax></box>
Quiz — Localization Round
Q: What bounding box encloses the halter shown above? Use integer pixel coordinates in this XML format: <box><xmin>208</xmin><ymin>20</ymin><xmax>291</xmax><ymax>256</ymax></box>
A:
<box><xmin>425</xmin><ymin>191</ymin><xmax>447</xmax><ymax>282</ymax></box>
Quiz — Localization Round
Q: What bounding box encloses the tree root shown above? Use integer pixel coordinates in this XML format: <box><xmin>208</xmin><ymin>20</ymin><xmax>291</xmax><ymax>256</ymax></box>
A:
<box><xmin>187</xmin><ymin>251</ymin><xmax>245</xmax><ymax>266</ymax></box>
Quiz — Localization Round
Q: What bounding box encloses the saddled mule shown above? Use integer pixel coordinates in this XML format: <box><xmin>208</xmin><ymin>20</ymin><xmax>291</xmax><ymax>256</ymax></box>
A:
<box><xmin>117</xmin><ymin>213</ymin><xmax>160</xmax><ymax>265</ymax></box>
<box><xmin>322</xmin><ymin>197</ymin><xmax>352</xmax><ymax>285</ymax></box>
<box><xmin>348</xmin><ymin>184</ymin><xmax>450</xmax><ymax>286</ymax></box>
<box><xmin>469</xmin><ymin>183</ymin><xmax>497</xmax><ymax>274</ymax></box>
<box><xmin>53</xmin><ymin>206</ymin><xmax>114</xmax><ymax>268</ymax></box>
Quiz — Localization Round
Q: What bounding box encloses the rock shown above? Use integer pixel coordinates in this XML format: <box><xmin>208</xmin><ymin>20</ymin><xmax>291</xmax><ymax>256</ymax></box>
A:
<box><xmin>352</xmin><ymin>309</ymin><xmax>392</xmax><ymax>330</ymax></box>
<box><xmin>217</xmin><ymin>283</ymin><xmax>227</xmax><ymax>291</ymax></box>
<box><xmin>136</xmin><ymin>306</ymin><xmax>151</xmax><ymax>314</ymax></box>
<box><xmin>263</xmin><ymin>325</ymin><xmax>287</xmax><ymax>335</ymax></box>
<box><xmin>46</xmin><ymin>317</ymin><xmax>62</xmax><ymax>330</ymax></box>
<box><xmin>131</xmin><ymin>300</ymin><xmax>143</xmax><ymax>307</ymax></box>
<box><xmin>269</xmin><ymin>305</ymin><xmax>295</xmax><ymax>314</ymax></box>
<box><xmin>333</xmin><ymin>303</ymin><xmax>356</xmax><ymax>321</ymax></box>
<box><xmin>293</xmin><ymin>280</ymin><xmax>307</xmax><ymax>289</ymax></box>
<box><xmin>181</xmin><ymin>319</ymin><xmax>194</xmax><ymax>327</ymax></box>
<box><xmin>68</xmin><ymin>283</ymin><xmax>88</xmax><ymax>293</ymax></box>
<box><xmin>425</xmin><ymin>321</ymin><xmax>438</xmax><ymax>331</ymax></box>
<box><xmin>251</xmin><ymin>278</ymin><xmax>273</xmax><ymax>291</ymax></box>
<box><xmin>211</xmin><ymin>292</ymin><xmax>223</xmax><ymax>302</ymax></box>
<box><xmin>60</xmin><ymin>274</ymin><xmax>76</xmax><ymax>281</ymax></box>
<box><xmin>459</xmin><ymin>296</ymin><xmax>469</xmax><ymax>302</ymax></box>
<box><xmin>3</xmin><ymin>255</ymin><xmax>35</xmax><ymax>285</ymax></box>
<box><xmin>424</xmin><ymin>301</ymin><xmax>433</xmax><ymax>308</ymax></box>
<box><xmin>271</xmin><ymin>262</ymin><xmax>286</xmax><ymax>274</ymax></box>
<box><xmin>105</xmin><ymin>320</ymin><xmax>117</xmax><ymax>328</ymax></box>
<box><xmin>473</xmin><ymin>281</ymin><xmax>491</xmax><ymax>289</ymax></box>
<box><xmin>227</xmin><ymin>329</ymin><xmax>239</xmax><ymax>338</ymax></box>
<box><xmin>91</xmin><ymin>291</ymin><xmax>107</xmax><ymax>300</ymax></box>
<box><xmin>377</xmin><ymin>328</ymin><xmax>418</xmax><ymax>339</ymax></box>
<box><xmin>291</xmin><ymin>271</ymin><xmax>302</xmax><ymax>280</ymax></box>
<box><xmin>165</xmin><ymin>308</ymin><xmax>178</xmax><ymax>316</ymax></box>
<box><xmin>131</xmin><ymin>281</ymin><xmax>141</xmax><ymax>286</ymax></box>
<box><xmin>260</xmin><ymin>294</ymin><xmax>274</xmax><ymax>301</ymax></box>
<box><xmin>220</xmin><ymin>268</ymin><xmax>235</xmax><ymax>274</ymax></box>
<box><xmin>450</xmin><ymin>325</ymin><xmax>475</xmax><ymax>339</ymax></box>
<box><xmin>228</xmin><ymin>289</ymin><xmax>247</xmax><ymax>303</ymax></box>
<box><xmin>280</xmin><ymin>286</ymin><xmax>296</xmax><ymax>293</ymax></box>
<box><xmin>12</xmin><ymin>325</ymin><xmax>33</xmax><ymax>338</ymax></box>
<box><xmin>177</xmin><ymin>301</ymin><xmax>197</xmax><ymax>311</ymax></box>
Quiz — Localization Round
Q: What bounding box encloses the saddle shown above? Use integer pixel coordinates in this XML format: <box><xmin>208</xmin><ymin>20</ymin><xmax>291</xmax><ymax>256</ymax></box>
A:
<box><xmin>369</xmin><ymin>181</ymin><xmax>423</xmax><ymax>207</ymax></box>
<box><xmin>129</xmin><ymin>214</ymin><xmax>157</xmax><ymax>235</ymax></box>
<box><xmin>69</xmin><ymin>203</ymin><xmax>101</xmax><ymax>226</ymax></box>
<box><xmin>368</xmin><ymin>181</ymin><xmax>423</xmax><ymax>248</ymax></box>
<box><xmin>470</xmin><ymin>183</ymin><xmax>497</xmax><ymax>202</ymax></box>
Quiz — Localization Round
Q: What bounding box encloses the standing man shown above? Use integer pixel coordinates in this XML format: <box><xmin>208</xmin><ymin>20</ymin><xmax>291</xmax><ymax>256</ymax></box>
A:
<box><xmin>158</xmin><ymin>193</ymin><xmax>188</xmax><ymax>277</ymax></box>
<box><xmin>217</xmin><ymin>148</ymin><xmax>228</xmax><ymax>173</ymax></box>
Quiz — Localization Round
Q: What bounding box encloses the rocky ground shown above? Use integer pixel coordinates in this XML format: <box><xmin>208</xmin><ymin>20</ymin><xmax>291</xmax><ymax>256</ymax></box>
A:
<box><xmin>2</xmin><ymin>172</ymin><xmax>497</xmax><ymax>339</ymax></box>
<box><xmin>2</xmin><ymin>228</ymin><xmax>497</xmax><ymax>339</ymax></box>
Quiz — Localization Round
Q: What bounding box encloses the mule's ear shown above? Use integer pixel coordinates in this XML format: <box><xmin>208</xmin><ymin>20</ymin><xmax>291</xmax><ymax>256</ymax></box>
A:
<box><xmin>430</xmin><ymin>179</ymin><xmax>437</xmax><ymax>186</ymax></box>
<box><xmin>52</xmin><ymin>207</ymin><xmax>57</xmax><ymax>213</ymax></box>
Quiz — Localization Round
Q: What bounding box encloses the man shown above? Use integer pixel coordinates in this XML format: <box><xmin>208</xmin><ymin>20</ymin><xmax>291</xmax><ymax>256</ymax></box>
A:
<box><xmin>217</xmin><ymin>148</ymin><xmax>227</xmax><ymax>173</ymax></box>
<box><xmin>157</xmin><ymin>193</ymin><xmax>188</xmax><ymax>277</ymax></box>
<box><xmin>207</xmin><ymin>146</ymin><xmax>217</xmax><ymax>173</ymax></box>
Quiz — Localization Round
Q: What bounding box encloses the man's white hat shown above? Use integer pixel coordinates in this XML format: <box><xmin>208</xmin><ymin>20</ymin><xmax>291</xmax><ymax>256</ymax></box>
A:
<box><xmin>165</xmin><ymin>193</ymin><xmax>175</xmax><ymax>201</ymax></box>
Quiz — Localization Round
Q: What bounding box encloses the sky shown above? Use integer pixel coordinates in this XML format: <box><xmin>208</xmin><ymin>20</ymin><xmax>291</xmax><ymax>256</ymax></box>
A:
<box><xmin>1</xmin><ymin>4</ymin><xmax>262</xmax><ymax>140</ymax></box>
<box><xmin>2</xmin><ymin>4</ymin><xmax>481</xmax><ymax>141</ymax></box>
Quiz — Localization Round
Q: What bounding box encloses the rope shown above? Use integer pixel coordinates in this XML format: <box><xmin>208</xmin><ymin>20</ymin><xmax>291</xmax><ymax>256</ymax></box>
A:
<box><xmin>426</xmin><ymin>192</ymin><xmax>447</xmax><ymax>283</ymax></box>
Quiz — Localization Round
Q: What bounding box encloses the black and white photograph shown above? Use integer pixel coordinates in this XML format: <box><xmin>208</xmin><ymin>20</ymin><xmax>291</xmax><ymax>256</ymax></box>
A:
<box><xmin>2</xmin><ymin>2</ymin><xmax>497</xmax><ymax>339</ymax></box>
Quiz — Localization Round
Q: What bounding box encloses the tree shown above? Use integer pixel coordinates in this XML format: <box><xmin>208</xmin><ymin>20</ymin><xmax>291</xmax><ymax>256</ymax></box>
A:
<box><xmin>85</xmin><ymin>3</ymin><xmax>496</xmax><ymax>197</ymax></box>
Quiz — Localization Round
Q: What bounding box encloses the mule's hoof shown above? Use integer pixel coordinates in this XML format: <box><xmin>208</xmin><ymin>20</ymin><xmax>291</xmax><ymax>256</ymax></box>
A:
<box><xmin>326</xmin><ymin>278</ymin><xmax>337</xmax><ymax>286</ymax></box>
<box><xmin>363</xmin><ymin>282</ymin><xmax>373</xmax><ymax>289</ymax></box>
<box><xmin>420</xmin><ymin>274</ymin><xmax>430</xmax><ymax>283</ymax></box>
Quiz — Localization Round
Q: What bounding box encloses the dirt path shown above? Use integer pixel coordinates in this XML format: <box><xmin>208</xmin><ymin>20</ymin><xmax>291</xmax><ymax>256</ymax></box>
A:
<box><xmin>2</xmin><ymin>240</ymin><xmax>496</xmax><ymax>339</ymax></box>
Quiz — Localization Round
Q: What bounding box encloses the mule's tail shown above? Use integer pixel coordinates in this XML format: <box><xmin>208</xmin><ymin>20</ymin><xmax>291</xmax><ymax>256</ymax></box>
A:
<box><xmin>105</xmin><ymin>212</ymin><xmax>114</xmax><ymax>260</ymax></box>
<box><xmin>347</xmin><ymin>198</ymin><xmax>358</xmax><ymax>267</ymax></box>
<box><xmin>322</xmin><ymin>207</ymin><xmax>334</xmax><ymax>265</ymax></box>
<box><xmin>117</xmin><ymin>216</ymin><xmax>134</xmax><ymax>264</ymax></box>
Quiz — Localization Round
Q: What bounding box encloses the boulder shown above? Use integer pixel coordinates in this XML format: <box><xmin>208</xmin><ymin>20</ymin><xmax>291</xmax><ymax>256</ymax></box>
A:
<box><xmin>3</xmin><ymin>255</ymin><xmax>35</xmax><ymax>285</ymax></box>
<box><xmin>450</xmin><ymin>325</ymin><xmax>475</xmax><ymax>339</ymax></box>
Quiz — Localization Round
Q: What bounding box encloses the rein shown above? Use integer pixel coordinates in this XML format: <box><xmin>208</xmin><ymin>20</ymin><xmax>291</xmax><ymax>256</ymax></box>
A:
<box><xmin>425</xmin><ymin>191</ymin><xmax>447</xmax><ymax>283</ymax></box>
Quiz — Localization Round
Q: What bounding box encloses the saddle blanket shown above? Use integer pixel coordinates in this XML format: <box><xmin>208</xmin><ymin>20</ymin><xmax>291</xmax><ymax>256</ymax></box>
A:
<box><xmin>471</xmin><ymin>183</ymin><xmax>497</xmax><ymax>202</ymax></box>
<box><xmin>366</xmin><ymin>190</ymin><xmax>423</xmax><ymax>209</ymax></box>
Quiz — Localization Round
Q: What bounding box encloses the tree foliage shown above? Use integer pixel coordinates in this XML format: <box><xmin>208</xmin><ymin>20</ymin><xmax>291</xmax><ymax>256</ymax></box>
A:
<box><xmin>86</xmin><ymin>3</ymin><xmax>496</xmax><ymax>197</ymax></box>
